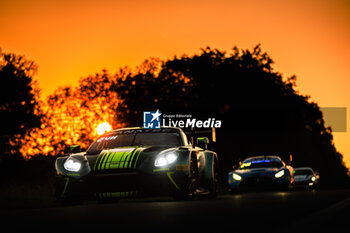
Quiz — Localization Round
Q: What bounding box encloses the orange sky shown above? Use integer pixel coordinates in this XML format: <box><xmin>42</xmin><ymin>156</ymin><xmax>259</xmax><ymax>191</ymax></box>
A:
<box><xmin>1</xmin><ymin>0</ymin><xmax>349</xmax><ymax>167</ymax></box>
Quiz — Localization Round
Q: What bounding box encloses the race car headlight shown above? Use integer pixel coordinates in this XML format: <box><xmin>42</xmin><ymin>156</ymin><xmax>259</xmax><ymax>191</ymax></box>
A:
<box><xmin>155</xmin><ymin>152</ymin><xmax>178</xmax><ymax>167</ymax></box>
<box><xmin>64</xmin><ymin>157</ymin><xmax>82</xmax><ymax>172</ymax></box>
<box><xmin>275</xmin><ymin>170</ymin><xmax>285</xmax><ymax>178</ymax></box>
<box><xmin>232</xmin><ymin>173</ymin><xmax>242</xmax><ymax>181</ymax></box>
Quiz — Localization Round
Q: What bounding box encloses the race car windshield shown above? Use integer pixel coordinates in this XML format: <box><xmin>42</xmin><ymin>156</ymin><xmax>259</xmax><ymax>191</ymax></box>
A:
<box><xmin>86</xmin><ymin>134</ymin><xmax>134</xmax><ymax>154</ymax></box>
<box><xmin>240</xmin><ymin>159</ymin><xmax>284</xmax><ymax>169</ymax></box>
<box><xmin>134</xmin><ymin>132</ymin><xmax>180</xmax><ymax>146</ymax></box>
<box><xmin>294</xmin><ymin>169</ymin><xmax>313</xmax><ymax>176</ymax></box>
<box><xmin>86</xmin><ymin>132</ymin><xmax>181</xmax><ymax>154</ymax></box>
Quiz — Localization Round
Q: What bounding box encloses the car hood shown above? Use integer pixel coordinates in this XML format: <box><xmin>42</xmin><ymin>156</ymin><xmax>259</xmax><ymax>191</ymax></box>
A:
<box><xmin>294</xmin><ymin>175</ymin><xmax>312</xmax><ymax>182</ymax></box>
<box><xmin>234</xmin><ymin>167</ymin><xmax>280</xmax><ymax>177</ymax></box>
<box><xmin>87</xmin><ymin>146</ymin><xmax>175</xmax><ymax>171</ymax></box>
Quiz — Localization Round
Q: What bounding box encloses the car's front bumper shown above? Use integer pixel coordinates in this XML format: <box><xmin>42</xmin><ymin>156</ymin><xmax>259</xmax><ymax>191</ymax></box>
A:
<box><xmin>55</xmin><ymin>168</ymin><xmax>190</xmax><ymax>200</ymax></box>
<box><xmin>228</xmin><ymin>173</ymin><xmax>291</xmax><ymax>192</ymax></box>
<box><xmin>294</xmin><ymin>180</ymin><xmax>317</xmax><ymax>189</ymax></box>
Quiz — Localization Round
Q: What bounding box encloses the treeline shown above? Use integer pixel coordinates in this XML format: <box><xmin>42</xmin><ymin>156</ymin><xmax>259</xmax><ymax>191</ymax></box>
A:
<box><xmin>0</xmin><ymin>45</ymin><xmax>348</xmax><ymax>187</ymax></box>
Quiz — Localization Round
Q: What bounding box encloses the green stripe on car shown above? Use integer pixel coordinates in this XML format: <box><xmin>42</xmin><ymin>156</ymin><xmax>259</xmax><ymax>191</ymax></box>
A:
<box><xmin>93</xmin><ymin>148</ymin><xmax>140</xmax><ymax>171</ymax></box>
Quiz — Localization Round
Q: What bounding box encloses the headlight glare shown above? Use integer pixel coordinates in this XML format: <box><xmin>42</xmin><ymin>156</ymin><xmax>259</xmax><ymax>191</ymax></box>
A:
<box><xmin>275</xmin><ymin>170</ymin><xmax>285</xmax><ymax>178</ymax></box>
<box><xmin>64</xmin><ymin>157</ymin><xmax>82</xmax><ymax>172</ymax></box>
<box><xmin>155</xmin><ymin>152</ymin><xmax>178</xmax><ymax>167</ymax></box>
<box><xmin>155</xmin><ymin>157</ymin><xmax>168</xmax><ymax>167</ymax></box>
<box><xmin>232</xmin><ymin>173</ymin><xmax>242</xmax><ymax>181</ymax></box>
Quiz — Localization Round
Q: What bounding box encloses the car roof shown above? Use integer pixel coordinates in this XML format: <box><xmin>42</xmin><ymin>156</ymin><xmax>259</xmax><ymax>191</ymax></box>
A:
<box><xmin>109</xmin><ymin>127</ymin><xmax>184</xmax><ymax>134</ymax></box>
<box><xmin>243</xmin><ymin>155</ymin><xmax>282</xmax><ymax>162</ymax></box>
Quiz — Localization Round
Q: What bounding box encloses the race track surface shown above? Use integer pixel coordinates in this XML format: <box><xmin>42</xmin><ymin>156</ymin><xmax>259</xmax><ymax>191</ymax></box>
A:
<box><xmin>3</xmin><ymin>189</ymin><xmax>350</xmax><ymax>232</ymax></box>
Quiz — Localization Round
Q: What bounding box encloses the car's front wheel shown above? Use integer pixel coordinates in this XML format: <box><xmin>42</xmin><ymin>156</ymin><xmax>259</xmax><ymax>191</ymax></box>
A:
<box><xmin>207</xmin><ymin>155</ymin><xmax>218</xmax><ymax>198</ymax></box>
<box><xmin>173</xmin><ymin>153</ymin><xmax>199</xmax><ymax>200</ymax></box>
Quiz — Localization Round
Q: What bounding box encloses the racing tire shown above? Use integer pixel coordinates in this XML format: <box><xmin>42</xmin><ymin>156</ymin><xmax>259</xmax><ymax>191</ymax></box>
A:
<box><xmin>207</xmin><ymin>155</ymin><xmax>218</xmax><ymax>199</ymax></box>
<box><xmin>172</xmin><ymin>152</ymin><xmax>199</xmax><ymax>201</ymax></box>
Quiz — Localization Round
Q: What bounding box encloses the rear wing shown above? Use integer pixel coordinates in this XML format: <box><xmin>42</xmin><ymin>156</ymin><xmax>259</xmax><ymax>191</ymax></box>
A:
<box><xmin>184</xmin><ymin>127</ymin><xmax>217</xmax><ymax>148</ymax></box>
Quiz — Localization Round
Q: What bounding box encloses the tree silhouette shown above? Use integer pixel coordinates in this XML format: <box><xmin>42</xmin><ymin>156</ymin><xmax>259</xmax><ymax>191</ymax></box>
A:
<box><xmin>114</xmin><ymin>45</ymin><xmax>349</xmax><ymax>186</ymax></box>
<box><xmin>113</xmin><ymin>58</ymin><xmax>193</xmax><ymax>126</ymax></box>
<box><xmin>16</xmin><ymin>45</ymin><xmax>349</xmax><ymax>187</ymax></box>
<box><xmin>20</xmin><ymin>70</ymin><xmax>124</xmax><ymax>157</ymax></box>
<box><xmin>0</xmin><ymin>49</ymin><xmax>41</xmax><ymax>158</ymax></box>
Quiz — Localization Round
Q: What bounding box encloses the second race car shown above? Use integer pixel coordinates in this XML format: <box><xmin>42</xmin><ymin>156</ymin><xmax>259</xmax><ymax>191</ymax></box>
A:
<box><xmin>228</xmin><ymin>155</ymin><xmax>294</xmax><ymax>193</ymax></box>
<box><xmin>294</xmin><ymin>167</ymin><xmax>320</xmax><ymax>189</ymax></box>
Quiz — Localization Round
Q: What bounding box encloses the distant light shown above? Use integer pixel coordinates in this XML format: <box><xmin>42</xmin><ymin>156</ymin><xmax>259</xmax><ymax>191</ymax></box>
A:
<box><xmin>97</xmin><ymin>122</ymin><xmax>112</xmax><ymax>135</ymax></box>
<box><xmin>311</xmin><ymin>176</ymin><xmax>316</xmax><ymax>182</ymax></box>
<box><xmin>232</xmin><ymin>173</ymin><xmax>242</xmax><ymax>181</ymax></box>
<box><xmin>275</xmin><ymin>170</ymin><xmax>285</xmax><ymax>178</ymax></box>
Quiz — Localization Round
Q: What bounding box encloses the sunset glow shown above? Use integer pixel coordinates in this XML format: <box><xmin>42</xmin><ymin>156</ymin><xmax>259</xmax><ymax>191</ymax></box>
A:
<box><xmin>1</xmin><ymin>0</ymin><xmax>349</xmax><ymax>166</ymax></box>
<box><xmin>18</xmin><ymin>74</ymin><xmax>123</xmax><ymax>158</ymax></box>
<box><xmin>97</xmin><ymin>122</ymin><xmax>112</xmax><ymax>135</ymax></box>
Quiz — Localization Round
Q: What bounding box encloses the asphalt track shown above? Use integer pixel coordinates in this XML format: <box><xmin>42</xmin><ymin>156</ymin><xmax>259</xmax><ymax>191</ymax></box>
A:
<box><xmin>3</xmin><ymin>189</ymin><xmax>350</xmax><ymax>232</ymax></box>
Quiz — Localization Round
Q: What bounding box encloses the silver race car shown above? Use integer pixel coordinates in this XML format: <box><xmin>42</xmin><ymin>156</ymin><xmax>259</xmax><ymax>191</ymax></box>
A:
<box><xmin>294</xmin><ymin>167</ymin><xmax>320</xmax><ymax>189</ymax></box>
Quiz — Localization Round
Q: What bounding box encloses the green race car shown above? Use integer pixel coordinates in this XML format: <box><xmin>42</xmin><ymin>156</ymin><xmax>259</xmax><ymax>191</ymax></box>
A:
<box><xmin>55</xmin><ymin>127</ymin><xmax>218</xmax><ymax>203</ymax></box>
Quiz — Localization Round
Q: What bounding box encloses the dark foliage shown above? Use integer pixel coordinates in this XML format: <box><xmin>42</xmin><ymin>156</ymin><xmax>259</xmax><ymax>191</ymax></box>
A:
<box><xmin>0</xmin><ymin>154</ymin><xmax>56</xmax><ymax>185</ymax></box>
<box><xmin>1</xmin><ymin>45</ymin><xmax>348</xmax><ymax>189</ymax></box>
<box><xmin>114</xmin><ymin>45</ymin><xmax>349</xmax><ymax>187</ymax></box>
<box><xmin>0</xmin><ymin>49</ymin><xmax>41</xmax><ymax>157</ymax></box>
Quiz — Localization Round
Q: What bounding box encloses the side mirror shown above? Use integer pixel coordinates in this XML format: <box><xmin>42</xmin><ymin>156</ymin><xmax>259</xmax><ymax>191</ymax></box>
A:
<box><xmin>70</xmin><ymin>145</ymin><xmax>81</xmax><ymax>153</ymax></box>
<box><xmin>197</xmin><ymin>137</ymin><xmax>209</xmax><ymax>149</ymax></box>
<box><xmin>64</xmin><ymin>145</ymin><xmax>81</xmax><ymax>154</ymax></box>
